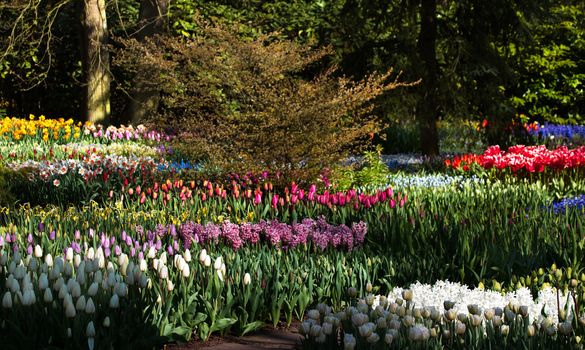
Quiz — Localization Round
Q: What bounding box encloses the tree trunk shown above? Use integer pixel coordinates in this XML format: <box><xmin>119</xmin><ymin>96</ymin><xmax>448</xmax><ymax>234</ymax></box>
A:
<box><xmin>124</xmin><ymin>0</ymin><xmax>169</xmax><ymax>125</ymax></box>
<box><xmin>417</xmin><ymin>0</ymin><xmax>440</xmax><ymax>156</ymax></box>
<box><xmin>81</xmin><ymin>0</ymin><xmax>110</xmax><ymax>125</ymax></box>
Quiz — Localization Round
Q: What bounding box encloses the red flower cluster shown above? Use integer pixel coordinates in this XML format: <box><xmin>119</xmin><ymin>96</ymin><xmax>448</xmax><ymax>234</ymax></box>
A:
<box><xmin>445</xmin><ymin>145</ymin><xmax>585</xmax><ymax>173</ymax></box>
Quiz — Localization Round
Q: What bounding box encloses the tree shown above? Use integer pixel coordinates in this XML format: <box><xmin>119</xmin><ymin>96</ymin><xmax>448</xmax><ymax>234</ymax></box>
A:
<box><xmin>124</xmin><ymin>0</ymin><xmax>169</xmax><ymax>125</ymax></box>
<box><xmin>81</xmin><ymin>0</ymin><xmax>111</xmax><ymax>124</ymax></box>
<box><xmin>416</xmin><ymin>0</ymin><xmax>439</xmax><ymax>156</ymax></box>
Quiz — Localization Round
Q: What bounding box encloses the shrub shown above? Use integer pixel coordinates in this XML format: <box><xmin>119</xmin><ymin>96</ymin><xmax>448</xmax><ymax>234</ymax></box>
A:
<box><xmin>112</xmin><ymin>19</ymin><xmax>412</xmax><ymax>182</ymax></box>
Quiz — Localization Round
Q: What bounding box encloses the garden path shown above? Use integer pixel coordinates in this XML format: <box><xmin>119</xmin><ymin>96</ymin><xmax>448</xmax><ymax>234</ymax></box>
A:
<box><xmin>164</xmin><ymin>324</ymin><xmax>302</xmax><ymax>350</ymax></box>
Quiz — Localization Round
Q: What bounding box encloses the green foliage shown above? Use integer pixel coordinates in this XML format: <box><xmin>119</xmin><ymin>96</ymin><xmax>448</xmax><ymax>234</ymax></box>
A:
<box><xmin>113</xmin><ymin>20</ymin><xmax>409</xmax><ymax>182</ymax></box>
<box><xmin>0</xmin><ymin>166</ymin><xmax>17</xmax><ymax>207</ymax></box>
<box><xmin>507</xmin><ymin>2</ymin><xmax>585</xmax><ymax>124</ymax></box>
<box><xmin>333</xmin><ymin>146</ymin><xmax>391</xmax><ymax>191</ymax></box>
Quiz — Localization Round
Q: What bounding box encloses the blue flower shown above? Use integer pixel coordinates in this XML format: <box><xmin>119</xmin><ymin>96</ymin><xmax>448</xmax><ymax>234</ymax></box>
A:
<box><xmin>551</xmin><ymin>194</ymin><xmax>585</xmax><ymax>214</ymax></box>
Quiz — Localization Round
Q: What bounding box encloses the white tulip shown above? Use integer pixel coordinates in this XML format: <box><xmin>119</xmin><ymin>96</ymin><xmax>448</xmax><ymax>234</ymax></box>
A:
<box><xmin>7</xmin><ymin>261</ymin><xmax>15</xmax><ymax>274</ymax></box>
<box><xmin>43</xmin><ymin>288</ymin><xmax>53</xmax><ymax>303</ymax></box>
<box><xmin>65</xmin><ymin>247</ymin><xmax>73</xmax><ymax>262</ymax></box>
<box><xmin>204</xmin><ymin>255</ymin><xmax>211</xmax><ymax>267</ymax></box>
<box><xmin>183</xmin><ymin>249</ymin><xmax>191</xmax><ymax>262</ymax></box>
<box><xmin>126</xmin><ymin>271</ymin><xmax>135</xmax><ymax>285</ymax></box>
<box><xmin>9</xmin><ymin>278</ymin><xmax>20</xmax><ymax>293</ymax></box>
<box><xmin>53</xmin><ymin>277</ymin><xmax>64</xmax><ymax>292</ymax></box>
<box><xmin>103</xmin><ymin>316</ymin><xmax>111</xmax><ymax>327</ymax></box>
<box><xmin>28</xmin><ymin>257</ymin><xmax>38</xmax><ymax>272</ymax></box>
<box><xmin>73</xmin><ymin>254</ymin><xmax>81</xmax><ymax>267</ymax></box>
<box><xmin>139</xmin><ymin>259</ymin><xmax>147</xmax><ymax>272</ymax></box>
<box><xmin>139</xmin><ymin>274</ymin><xmax>148</xmax><ymax>289</ymax></box>
<box><xmin>181</xmin><ymin>264</ymin><xmax>190</xmax><ymax>278</ymax></box>
<box><xmin>86</xmin><ymin>247</ymin><xmax>95</xmax><ymax>260</ymax></box>
<box><xmin>147</xmin><ymin>246</ymin><xmax>156</xmax><ymax>259</ymax></box>
<box><xmin>93</xmin><ymin>270</ymin><xmax>103</xmax><ymax>284</ymax></box>
<box><xmin>34</xmin><ymin>245</ymin><xmax>43</xmax><ymax>258</ymax></box>
<box><xmin>344</xmin><ymin>334</ymin><xmax>356</xmax><ymax>350</ymax></box>
<box><xmin>243</xmin><ymin>273</ymin><xmax>251</xmax><ymax>286</ymax></box>
<box><xmin>118</xmin><ymin>253</ymin><xmax>128</xmax><ymax>268</ymax></box>
<box><xmin>159</xmin><ymin>265</ymin><xmax>168</xmax><ymax>280</ymax></box>
<box><xmin>199</xmin><ymin>249</ymin><xmax>207</xmax><ymax>264</ymax></box>
<box><xmin>109</xmin><ymin>294</ymin><xmax>119</xmax><ymax>308</ymax></box>
<box><xmin>76</xmin><ymin>269</ymin><xmax>86</xmax><ymax>286</ymax></box>
<box><xmin>64</xmin><ymin>261</ymin><xmax>73</xmax><ymax>277</ymax></box>
<box><xmin>0</xmin><ymin>251</ymin><xmax>7</xmax><ymax>266</ymax></box>
<box><xmin>14</xmin><ymin>265</ymin><xmax>26</xmax><ymax>280</ymax></box>
<box><xmin>22</xmin><ymin>289</ymin><xmax>35</xmax><ymax>306</ymax></box>
<box><xmin>87</xmin><ymin>282</ymin><xmax>99</xmax><ymax>297</ymax></box>
<box><xmin>86</xmin><ymin>321</ymin><xmax>96</xmax><ymax>337</ymax></box>
<box><xmin>166</xmin><ymin>279</ymin><xmax>174</xmax><ymax>292</ymax></box>
<box><xmin>96</xmin><ymin>248</ymin><xmax>105</xmax><ymax>268</ymax></box>
<box><xmin>63</xmin><ymin>294</ymin><xmax>73</xmax><ymax>309</ymax></box>
<box><xmin>2</xmin><ymin>292</ymin><xmax>12</xmax><ymax>308</ymax></box>
<box><xmin>85</xmin><ymin>297</ymin><xmax>96</xmax><ymax>314</ymax></box>
<box><xmin>115</xmin><ymin>282</ymin><xmax>128</xmax><ymax>297</ymax></box>
<box><xmin>58</xmin><ymin>284</ymin><xmax>68</xmax><ymax>300</ymax></box>
<box><xmin>76</xmin><ymin>295</ymin><xmax>86</xmax><ymax>311</ymax></box>
<box><xmin>65</xmin><ymin>301</ymin><xmax>76</xmax><ymax>318</ymax></box>
<box><xmin>71</xmin><ymin>283</ymin><xmax>81</xmax><ymax>298</ymax></box>
<box><xmin>107</xmin><ymin>272</ymin><xmax>117</xmax><ymax>288</ymax></box>
<box><xmin>214</xmin><ymin>256</ymin><xmax>222</xmax><ymax>270</ymax></box>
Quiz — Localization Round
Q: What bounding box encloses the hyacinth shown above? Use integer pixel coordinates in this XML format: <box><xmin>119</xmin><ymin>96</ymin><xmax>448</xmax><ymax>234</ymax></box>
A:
<box><xmin>361</xmin><ymin>174</ymin><xmax>484</xmax><ymax>191</ymax></box>
<box><xmin>382</xmin><ymin>280</ymin><xmax>575</xmax><ymax>324</ymax></box>
<box><xmin>527</xmin><ymin>123</ymin><xmax>585</xmax><ymax>143</ymax></box>
<box><xmin>551</xmin><ymin>194</ymin><xmax>585</xmax><ymax>214</ymax></box>
<box><xmin>178</xmin><ymin>217</ymin><xmax>367</xmax><ymax>251</ymax></box>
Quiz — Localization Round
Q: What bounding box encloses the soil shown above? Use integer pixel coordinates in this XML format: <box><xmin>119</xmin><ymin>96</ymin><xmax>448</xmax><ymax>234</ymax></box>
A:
<box><xmin>162</xmin><ymin>321</ymin><xmax>303</xmax><ymax>350</ymax></box>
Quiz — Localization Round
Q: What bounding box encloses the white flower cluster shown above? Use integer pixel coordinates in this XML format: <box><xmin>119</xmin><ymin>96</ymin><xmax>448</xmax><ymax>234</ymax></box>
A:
<box><xmin>302</xmin><ymin>281</ymin><xmax>585</xmax><ymax>350</ymax></box>
<box><xmin>59</xmin><ymin>142</ymin><xmax>162</xmax><ymax>158</ymax></box>
<box><xmin>383</xmin><ymin>280</ymin><xmax>574</xmax><ymax>324</ymax></box>
<box><xmin>0</xmin><ymin>246</ymin><xmax>150</xmax><ymax>349</ymax></box>
<box><xmin>7</xmin><ymin>153</ymin><xmax>160</xmax><ymax>182</ymax></box>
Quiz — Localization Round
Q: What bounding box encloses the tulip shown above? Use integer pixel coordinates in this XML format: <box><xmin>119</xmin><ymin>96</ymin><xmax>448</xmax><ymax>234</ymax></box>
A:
<box><xmin>65</xmin><ymin>301</ymin><xmax>76</xmax><ymax>318</ymax></box>
<box><xmin>44</xmin><ymin>254</ymin><xmax>53</xmax><ymax>267</ymax></box>
<box><xmin>109</xmin><ymin>294</ymin><xmax>119</xmax><ymax>308</ymax></box>
<box><xmin>85</xmin><ymin>297</ymin><xmax>96</xmax><ymax>314</ymax></box>
<box><xmin>43</xmin><ymin>288</ymin><xmax>53</xmax><ymax>303</ymax></box>
<box><xmin>39</xmin><ymin>273</ymin><xmax>49</xmax><ymax>290</ymax></box>
<box><xmin>243</xmin><ymin>273</ymin><xmax>251</xmax><ymax>286</ymax></box>
<box><xmin>87</xmin><ymin>282</ymin><xmax>99</xmax><ymax>297</ymax></box>
<box><xmin>2</xmin><ymin>292</ymin><xmax>12</xmax><ymax>308</ymax></box>
<box><xmin>86</xmin><ymin>321</ymin><xmax>96</xmax><ymax>338</ymax></box>
<box><xmin>183</xmin><ymin>249</ymin><xmax>191</xmax><ymax>262</ymax></box>
<box><xmin>181</xmin><ymin>264</ymin><xmax>190</xmax><ymax>278</ymax></box>
<box><xmin>343</xmin><ymin>334</ymin><xmax>356</xmax><ymax>350</ymax></box>
<box><xmin>34</xmin><ymin>245</ymin><xmax>43</xmax><ymax>258</ymax></box>
<box><xmin>65</xmin><ymin>247</ymin><xmax>73</xmax><ymax>262</ymax></box>
<box><xmin>214</xmin><ymin>256</ymin><xmax>222</xmax><ymax>270</ymax></box>
<box><xmin>103</xmin><ymin>316</ymin><xmax>111</xmax><ymax>327</ymax></box>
